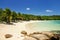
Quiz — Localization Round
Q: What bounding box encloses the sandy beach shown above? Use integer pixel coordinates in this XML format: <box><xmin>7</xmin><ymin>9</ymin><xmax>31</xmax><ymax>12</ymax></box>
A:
<box><xmin>0</xmin><ymin>21</ymin><xmax>59</xmax><ymax>40</ymax></box>
<box><xmin>0</xmin><ymin>21</ymin><xmax>40</xmax><ymax>40</ymax></box>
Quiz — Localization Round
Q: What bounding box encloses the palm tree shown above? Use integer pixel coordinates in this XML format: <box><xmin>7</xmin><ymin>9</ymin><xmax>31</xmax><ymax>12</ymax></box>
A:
<box><xmin>4</xmin><ymin>8</ymin><xmax>12</xmax><ymax>24</ymax></box>
<box><xmin>0</xmin><ymin>8</ymin><xmax>3</xmax><ymax>21</ymax></box>
<box><xmin>12</xmin><ymin>11</ymin><xmax>17</xmax><ymax>22</ymax></box>
<box><xmin>17</xmin><ymin>12</ymin><xmax>23</xmax><ymax>20</ymax></box>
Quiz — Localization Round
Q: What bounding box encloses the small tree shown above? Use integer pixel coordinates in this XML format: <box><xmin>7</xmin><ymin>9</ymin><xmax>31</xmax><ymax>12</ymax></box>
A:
<box><xmin>12</xmin><ymin>11</ymin><xmax>17</xmax><ymax>22</ymax></box>
<box><xmin>5</xmin><ymin>8</ymin><xmax>12</xmax><ymax>24</ymax></box>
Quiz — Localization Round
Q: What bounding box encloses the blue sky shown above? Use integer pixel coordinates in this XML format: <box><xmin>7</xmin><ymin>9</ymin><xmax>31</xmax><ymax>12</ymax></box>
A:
<box><xmin>0</xmin><ymin>0</ymin><xmax>60</xmax><ymax>15</ymax></box>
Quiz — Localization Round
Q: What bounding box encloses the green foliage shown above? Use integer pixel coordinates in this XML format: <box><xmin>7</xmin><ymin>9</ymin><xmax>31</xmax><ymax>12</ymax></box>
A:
<box><xmin>0</xmin><ymin>8</ymin><xmax>60</xmax><ymax>23</ymax></box>
<box><xmin>4</xmin><ymin>8</ymin><xmax>12</xmax><ymax>23</ymax></box>
<box><xmin>12</xmin><ymin>11</ymin><xmax>17</xmax><ymax>22</ymax></box>
<box><xmin>0</xmin><ymin>8</ymin><xmax>3</xmax><ymax>21</ymax></box>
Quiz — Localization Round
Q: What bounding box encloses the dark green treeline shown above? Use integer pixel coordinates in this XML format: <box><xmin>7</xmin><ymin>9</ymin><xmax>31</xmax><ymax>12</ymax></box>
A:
<box><xmin>0</xmin><ymin>8</ymin><xmax>60</xmax><ymax>23</ymax></box>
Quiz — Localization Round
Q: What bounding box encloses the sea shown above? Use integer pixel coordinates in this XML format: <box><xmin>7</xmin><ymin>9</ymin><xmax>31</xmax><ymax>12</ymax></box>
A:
<box><xmin>26</xmin><ymin>20</ymin><xmax>60</xmax><ymax>34</ymax></box>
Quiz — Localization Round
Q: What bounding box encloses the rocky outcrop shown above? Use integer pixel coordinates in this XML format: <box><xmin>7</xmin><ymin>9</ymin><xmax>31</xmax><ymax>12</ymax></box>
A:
<box><xmin>5</xmin><ymin>34</ymin><xmax>12</xmax><ymax>38</ymax></box>
<box><xmin>21</xmin><ymin>31</ymin><xmax>59</xmax><ymax>40</ymax></box>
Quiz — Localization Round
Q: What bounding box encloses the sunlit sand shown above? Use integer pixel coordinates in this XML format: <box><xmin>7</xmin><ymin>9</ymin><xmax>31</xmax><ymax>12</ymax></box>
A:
<box><xmin>0</xmin><ymin>21</ymin><xmax>59</xmax><ymax>40</ymax></box>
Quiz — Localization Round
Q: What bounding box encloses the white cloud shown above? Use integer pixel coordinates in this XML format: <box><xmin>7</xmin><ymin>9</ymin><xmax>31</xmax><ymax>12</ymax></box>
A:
<box><xmin>46</xmin><ymin>10</ymin><xmax>53</xmax><ymax>12</ymax></box>
<box><xmin>26</xmin><ymin>8</ymin><xmax>30</xmax><ymax>10</ymax></box>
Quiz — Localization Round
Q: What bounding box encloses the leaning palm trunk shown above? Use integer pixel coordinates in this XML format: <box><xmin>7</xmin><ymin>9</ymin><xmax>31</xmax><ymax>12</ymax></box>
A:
<box><xmin>6</xmin><ymin>16</ymin><xmax>12</xmax><ymax>24</ymax></box>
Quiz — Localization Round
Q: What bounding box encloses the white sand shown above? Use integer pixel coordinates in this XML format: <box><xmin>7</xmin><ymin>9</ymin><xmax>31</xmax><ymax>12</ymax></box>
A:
<box><xmin>0</xmin><ymin>21</ymin><xmax>39</xmax><ymax>40</ymax></box>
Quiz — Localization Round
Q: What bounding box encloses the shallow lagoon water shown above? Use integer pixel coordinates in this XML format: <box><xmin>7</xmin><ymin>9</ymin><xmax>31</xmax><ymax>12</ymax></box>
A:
<box><xmin>26</xmin><ymin>20</ymin><xmax>60</xmax><ymax>32</ymax></box>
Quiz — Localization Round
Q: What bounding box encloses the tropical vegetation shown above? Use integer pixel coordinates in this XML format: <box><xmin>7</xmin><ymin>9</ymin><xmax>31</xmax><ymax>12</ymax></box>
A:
<box><xmin>0</xmin><ymin>8</ymin><xmax>60</xmax><ymax>24</ymax></box>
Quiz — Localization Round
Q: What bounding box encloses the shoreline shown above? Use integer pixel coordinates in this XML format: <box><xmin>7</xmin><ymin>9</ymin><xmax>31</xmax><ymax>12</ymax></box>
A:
<box><xmin>0</xmin><ymin>20</ymin><xmax>41</xmax><ymax>40</ymax></box>
<box><xmin>0</xmin><ymin>20</ymin><xmax>60</xmax><ymax>40</ymax></box>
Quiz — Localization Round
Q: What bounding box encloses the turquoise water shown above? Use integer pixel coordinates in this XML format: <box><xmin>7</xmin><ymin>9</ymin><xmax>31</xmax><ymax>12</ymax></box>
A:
<box><xmin>26</xmin><ymin>20</ymin><xmax>60</xmax><ymax>32</ymax></box>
